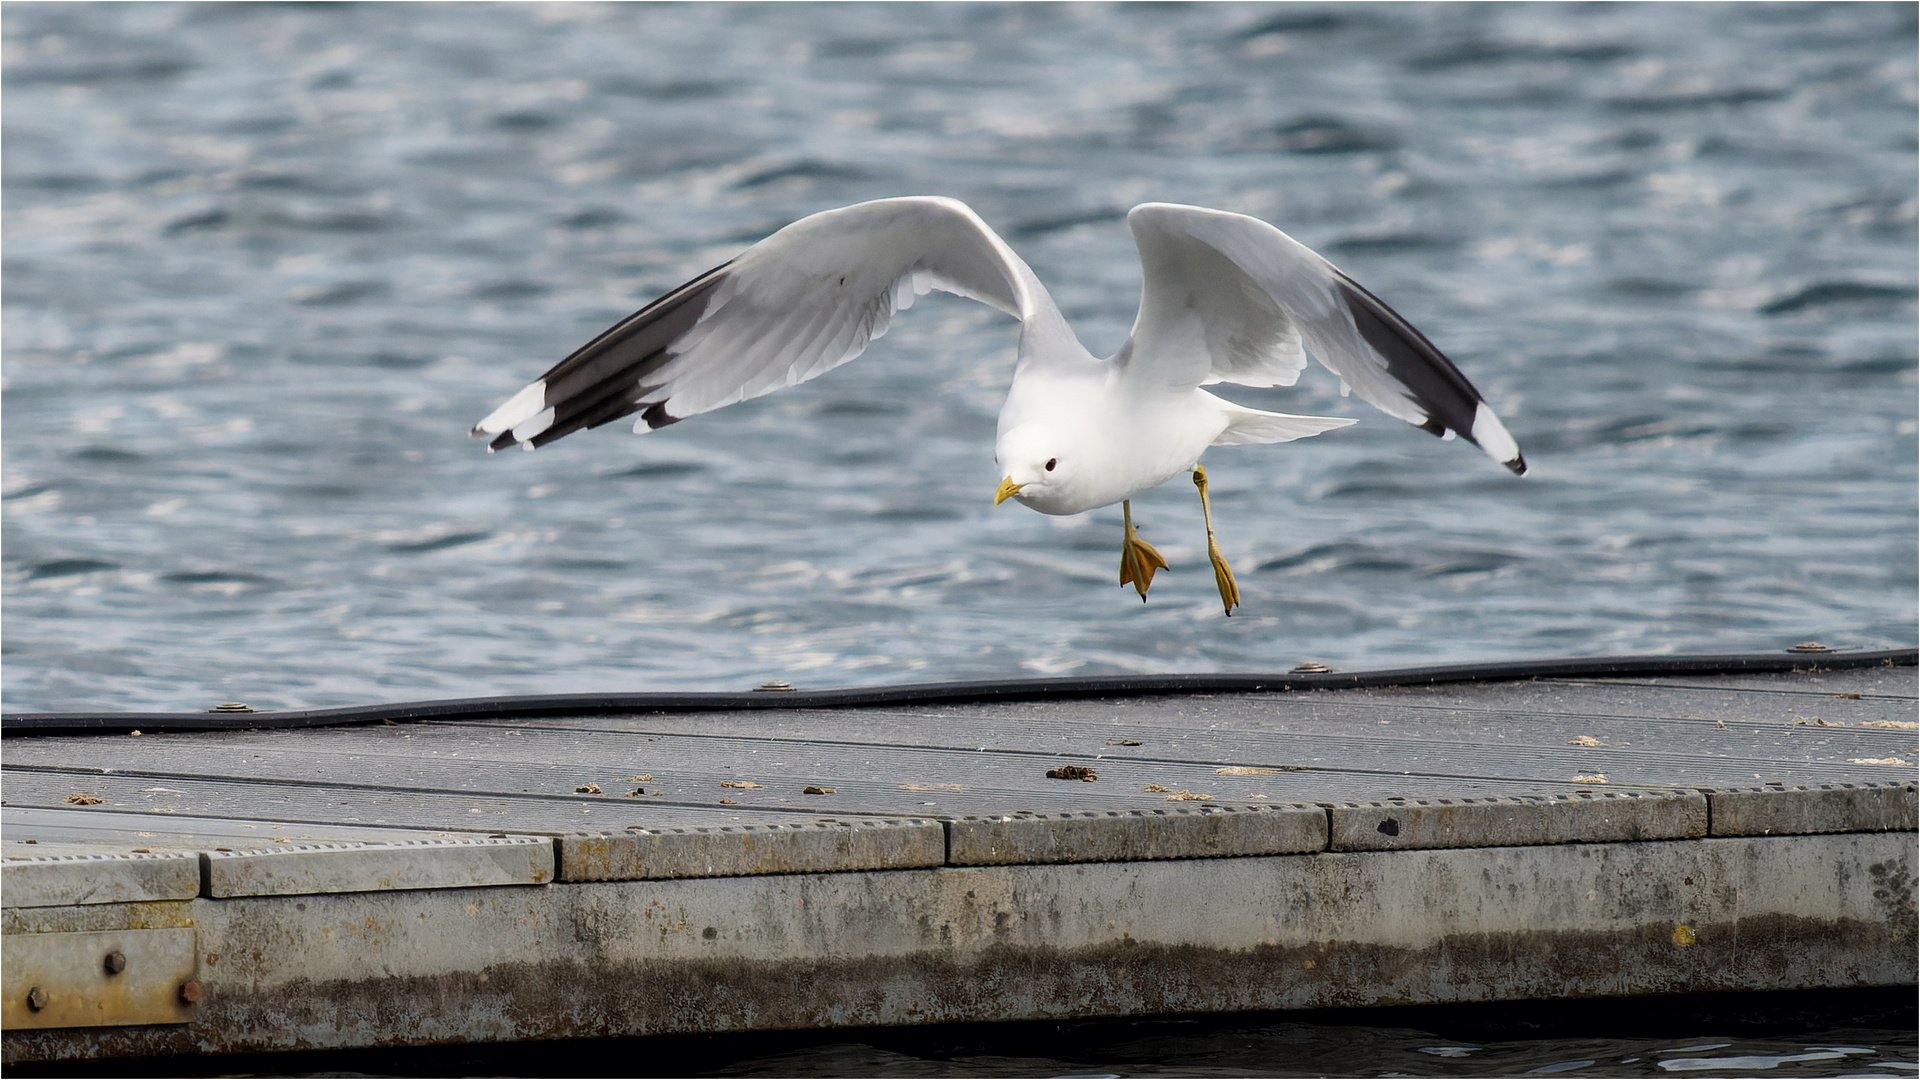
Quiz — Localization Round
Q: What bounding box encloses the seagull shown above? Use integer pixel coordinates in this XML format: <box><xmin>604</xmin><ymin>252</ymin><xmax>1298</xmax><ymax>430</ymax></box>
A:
<box><xmin>474</xmin><ymin>197</ymin><xmax>1525</xmax><ymax>615</ymax></box>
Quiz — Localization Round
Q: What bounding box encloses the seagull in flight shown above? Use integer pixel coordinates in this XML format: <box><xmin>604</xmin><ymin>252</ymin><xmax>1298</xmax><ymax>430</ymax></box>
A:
<box><xmin>474</xmin><ymin>197</ymin><xmax>1525</xmax><ymax>615</ymax></box>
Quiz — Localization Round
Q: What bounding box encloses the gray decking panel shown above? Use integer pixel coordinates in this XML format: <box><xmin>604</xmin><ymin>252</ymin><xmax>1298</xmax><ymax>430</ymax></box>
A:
<box><xmin>4</xmin><ymin>671</ymin><xmax>1911</xmax><ymax>832</ymax></box>
<box><xmin>1</xmin><ymin>758</ymin><xmax>1645</xmax><ymax>837</ymax></box>
<box><xmin>0</xmin><ymin>772</ymin><xmax>861</xmax><ymax>835</ymax></box>
<box><xmin>2</xmin><ymin>668</ymin><xmax>1910</xmax><ymax>850</ymax></box>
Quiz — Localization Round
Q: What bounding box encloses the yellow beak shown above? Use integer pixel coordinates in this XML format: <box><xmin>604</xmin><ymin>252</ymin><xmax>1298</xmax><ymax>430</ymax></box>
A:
<box><xmin>994</xmin><ymin>476</ymin><xmax>1024</xmax><ymax>505</ymax></box>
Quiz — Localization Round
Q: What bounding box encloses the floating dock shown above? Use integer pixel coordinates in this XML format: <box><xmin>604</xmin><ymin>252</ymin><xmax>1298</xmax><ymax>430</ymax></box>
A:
<box><xmin>2</xmin><ymin>650</ymin><xmax>1914</xmax><ymax>1065</ymax></box>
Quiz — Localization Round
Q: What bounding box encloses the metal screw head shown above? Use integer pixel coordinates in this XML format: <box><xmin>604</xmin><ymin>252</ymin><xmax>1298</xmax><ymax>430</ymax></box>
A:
<box><xmin>104</xmin><ymin>951</ymin><xmax>127</xmax><ymax>975</ymax></box>
<box><xmin>26</xmin><ymin>986</ymin><xmax>47</xmax><ymax>1011</ymax></box>
<box><xmin>178</xmin><ymin>981</ymin><xmax>203</xmax><ymax>1004</ymax></box>
<box><xmin>209</xmin><ymin>702</ymin><xmax>255</xmax><ymax>713</ymax></box>
<box><xmin>754</xmin><ymin>681</ymin><xmax>795</xmax><ymax>692</ymax></box>
<box><xmin>1292</xmin><ymin>661</ymin><xmax>1333</xmax><ymax>674</ymax></box>
<box><xmin>1788</xmin><ymin>641</ymin><xmax>1832</xmax><ymax>653</ymax></box>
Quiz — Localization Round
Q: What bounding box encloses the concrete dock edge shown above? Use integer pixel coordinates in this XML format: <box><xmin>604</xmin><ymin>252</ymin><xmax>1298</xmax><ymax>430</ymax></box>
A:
<box><xmin>3</xmin><ymin>831</ymin><xmax>1912</xmax><ymax>1062</ymax></box>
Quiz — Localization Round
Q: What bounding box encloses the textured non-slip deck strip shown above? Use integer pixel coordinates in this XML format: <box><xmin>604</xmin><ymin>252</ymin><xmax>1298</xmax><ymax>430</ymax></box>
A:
<box><xmin>946</xmin><ymin>804</ymin><xmax>1328</xmax><ymax>865</ymax></box>
<box><xmin>1705</xmin><ymin>782</ymin><xmax>1919</xmax><ymax>837</ymax></box>
<box><xmin>2</xmin><ymin>659</ymin><xmax>1914</xmax><ymax>1063</ymax></box>
<box><xmin>203</xmin><ymin>838</ymin><xmax>553</xmax><ymax>898</ymax></box>
<box><xmin>557</xmin><ymin>818</ymin><xmax>944</xmax><ymax>882</ymax></box>
<box><xmin>1329</xmin><ymin>790</ymin><xmax>1709</xmax><ymax>851</ymax></box>
<box><xmin>1</xmin><ymin>852</ymin><xmax>202</xmax><ymax>909</ymax></box>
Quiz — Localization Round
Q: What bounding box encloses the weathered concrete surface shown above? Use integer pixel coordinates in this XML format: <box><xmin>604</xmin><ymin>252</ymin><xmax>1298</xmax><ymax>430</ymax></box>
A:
<box><xmin>1329</xmin><ymin>791</ymin><xmax>1708</xmax><ymax>851</ymax></box>
<box><xmin>206</xmin><ymin>837</ymin><xmax>553</xmax><ymax>898</ymax></box>
<box><xmin>557</xmin><ymin>818</ymin><xmax>943</xmax><ymax>882</ymax></box>
<box><xmin>1707</xmin><ymin>783</ymin><xmax>1918</xmax><ymax>837</ymax></box>
<box><xmin>4</xmin><ymin>832</ymin><xmax>1912</xmax><ymax>1062</ymax></box>
<box><xmin>0</xmin><ymin>851</ymin><xmax>201</xmax><ymax>908</ymax></box>
<box><xmin>947</xmin><ymin>804</ymin><xmax>1327</xmax><ymax>865</ymax></box>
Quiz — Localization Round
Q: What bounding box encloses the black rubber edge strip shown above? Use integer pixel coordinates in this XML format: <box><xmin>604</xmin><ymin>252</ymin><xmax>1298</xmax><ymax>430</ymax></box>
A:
<box><xmin>3</xmin><ymin>647</ymin><xmax>1911</xmax><ymax>737</ymax></box>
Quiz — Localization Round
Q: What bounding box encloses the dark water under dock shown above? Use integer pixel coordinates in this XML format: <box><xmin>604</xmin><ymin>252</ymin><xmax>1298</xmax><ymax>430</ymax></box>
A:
<box><xmin>11</xmin><ymin>989</ymin><xmax>1917</xmax><ymax>1077</ymax></box>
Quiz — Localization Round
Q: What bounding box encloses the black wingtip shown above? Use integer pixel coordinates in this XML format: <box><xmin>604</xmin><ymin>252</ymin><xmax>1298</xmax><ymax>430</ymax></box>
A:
<box><xmin>1507</xmin><ymin>455</ymin><xmax>1528</xmax><ymax>476</ymax></box>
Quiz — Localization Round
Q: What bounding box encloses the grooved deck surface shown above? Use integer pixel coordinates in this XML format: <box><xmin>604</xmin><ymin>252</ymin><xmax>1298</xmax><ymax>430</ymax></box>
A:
<box><xmin>4</xmin><ymin>666</ymin><xmax>1912</xmax><ymax>845</ymax></box>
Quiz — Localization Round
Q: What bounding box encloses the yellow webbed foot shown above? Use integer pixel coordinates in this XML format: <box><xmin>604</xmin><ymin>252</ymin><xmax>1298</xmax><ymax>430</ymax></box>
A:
<box><xmin>1119</xmin><ymin>500</ymin><xmax>1169</xmax><ymax>602</ymax></box>
<box><xmin>1121</xmin><ymin>534</ymin><xmax>1170</xmax><ymax>601</ymax></box>
<box><xmin>1207</xmin><ymin>538</ymin><xmax>1240</xmax><ymax>616</ymax></box>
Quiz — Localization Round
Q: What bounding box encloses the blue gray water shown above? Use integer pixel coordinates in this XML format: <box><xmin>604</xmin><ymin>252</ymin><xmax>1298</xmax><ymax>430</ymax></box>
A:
<box><xmin>4</xmin><ymin>3</ymin><xmax>1916</xmax><ymax>713</ymax></box>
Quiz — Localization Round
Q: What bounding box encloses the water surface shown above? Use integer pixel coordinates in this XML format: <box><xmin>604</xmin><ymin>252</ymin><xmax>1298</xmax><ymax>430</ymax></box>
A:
<box><xmin>4</xmin><ymin>3</ymin><xmax>1915</xmax><ymax>711</ymax></box>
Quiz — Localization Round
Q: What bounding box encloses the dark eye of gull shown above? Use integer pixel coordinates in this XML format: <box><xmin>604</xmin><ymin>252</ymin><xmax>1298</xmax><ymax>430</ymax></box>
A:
<box><xmin>1045</xmin><ymin>458</ymin><xmax>1057</xmax><ymax>471</ymax></box>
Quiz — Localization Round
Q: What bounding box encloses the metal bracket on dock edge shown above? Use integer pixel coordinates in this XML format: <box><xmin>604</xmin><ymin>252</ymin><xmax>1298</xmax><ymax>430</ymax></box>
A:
<box><xmin>1</xmin><ymin>929</ymin><xmax>199</xmax><ymax>1030</ymax></box>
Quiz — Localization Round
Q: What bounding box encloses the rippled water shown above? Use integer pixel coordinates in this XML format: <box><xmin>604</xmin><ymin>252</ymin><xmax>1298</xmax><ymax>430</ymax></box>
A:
<box><xmin>4</xmin><ymin>3</ymin><xmax>1916</xmax><ymax>712</ymax></box>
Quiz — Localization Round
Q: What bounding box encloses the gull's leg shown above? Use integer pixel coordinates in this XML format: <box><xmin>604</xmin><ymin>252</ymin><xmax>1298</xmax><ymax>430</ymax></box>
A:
<box><xmin>1118</xmin><ymin>499</ymin><xmax>1169</xmax><ymax>602</ymax></box>
<box><xmin>1193</xmin><ymin>465</ymin><xmax>1240</xmax><ymax>616</ymax></box>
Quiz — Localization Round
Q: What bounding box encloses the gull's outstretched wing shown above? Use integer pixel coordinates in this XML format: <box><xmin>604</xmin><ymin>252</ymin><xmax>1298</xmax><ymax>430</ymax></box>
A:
<box><xmin>1122</xmin><ymin>202</ymin><xmax>1525</xmax><ymax>474</ymax></box>
<box><xmin>473</xmin><ymin>197</ymin><xmax>1040</xmax><ymax>451</ymax></box>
